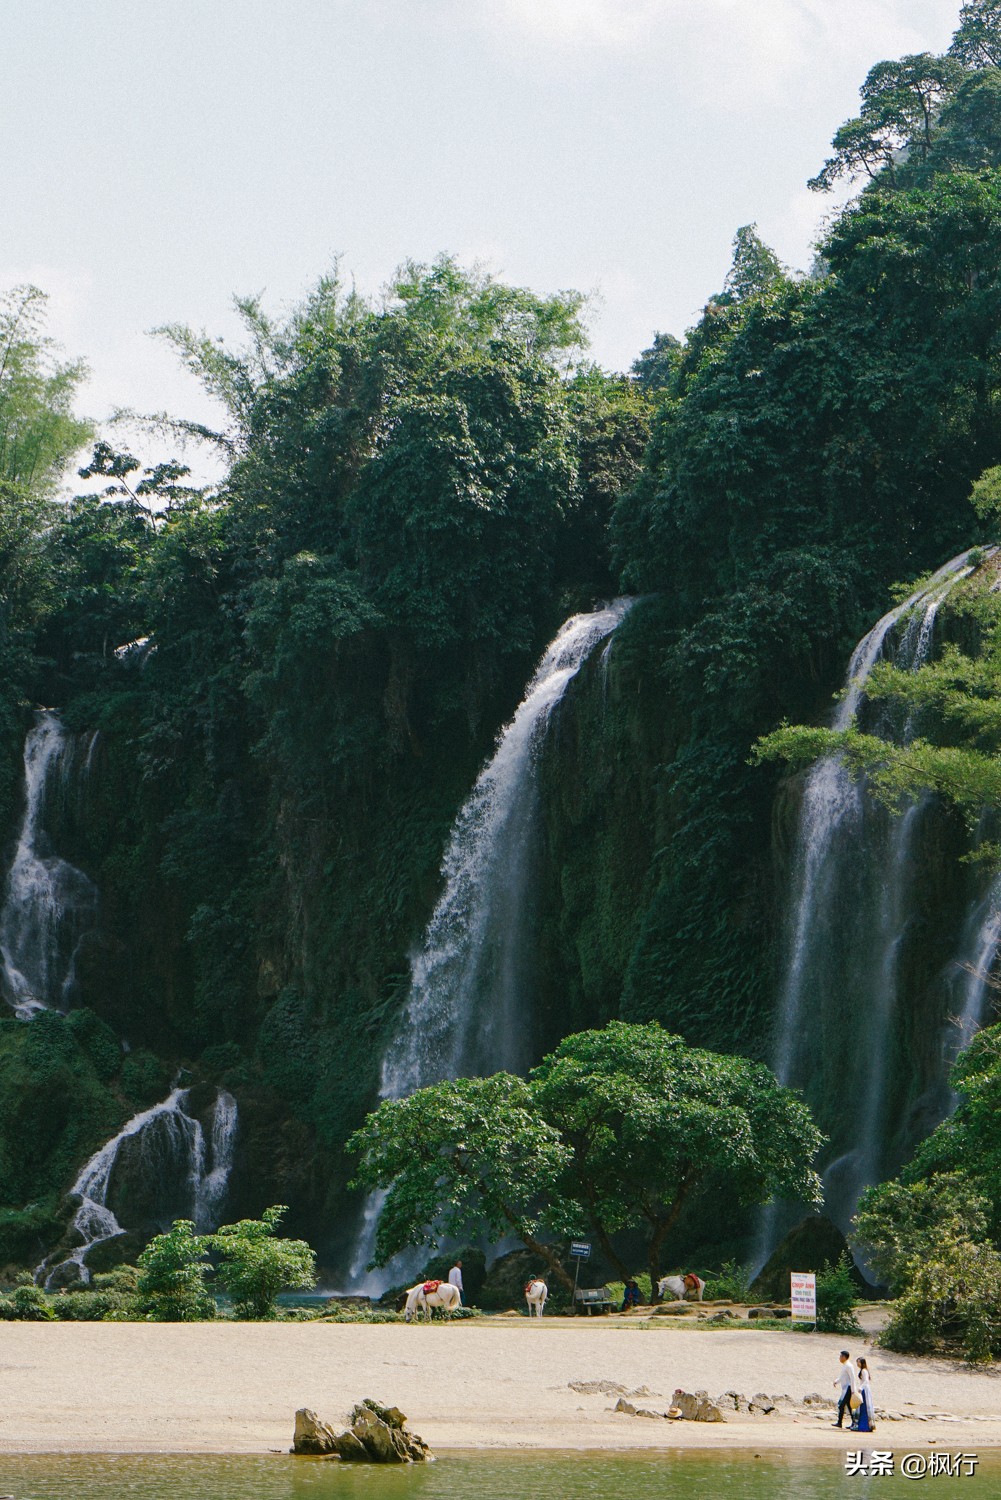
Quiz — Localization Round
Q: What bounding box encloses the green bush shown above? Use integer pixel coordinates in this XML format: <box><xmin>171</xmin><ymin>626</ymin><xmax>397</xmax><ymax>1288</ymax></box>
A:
<box><xmin>209</xmin><ymin>1205</ymin><xmax>315</xmax><ymax>1320</ymax></box>
<box><xmin>136</xmin><ymin>1221</ymin><xmax>214</xmax><ymax>1321</ymax></box>
<box><xmin>705</xmin><ymin>1260</ymin><xmax>753</xmax><ymax>1302</ymax></box>
<box><xmin>0</xmin><ymin>1276</ymin><xmax>55</xmax><ymax>1321</ymax></box>
<box><xmin>51</xmin><ymin>1288</ymin><xmax>134</xmax><ymax>1321</ymax></box>
<box><xmin>816</xmin><ymin>1254</ymin><xmax>862</xmax><ymax>1334</ymax></box>
<box><xmin>879</xmin><ymin>1237</ymin><xmax>1001</xmax><ymax>1364</ymax></box>
<box><xmin>319</xmin><ymin>1304</ymin><xmax>406</xmax><ymax>1324</ymax></box>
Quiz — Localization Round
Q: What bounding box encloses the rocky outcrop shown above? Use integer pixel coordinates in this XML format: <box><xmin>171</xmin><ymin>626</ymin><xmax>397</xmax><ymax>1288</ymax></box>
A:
<box><xmin>292</xmin><ymin>1399</ymin><xmax>432</xmax><ymax>1463</ymax></box>
<box><xmin>749</xmin><ymin>1214</ymin><xmax>866</xmax><ymax>1302</ymax></box>
<box><xmin>293</xmin><ymin>1409</ymin><xmax>339</xmax><ymax>1455</ymax></box>
<box><xmin>671</xmin><ymin>1389</ymin><xmax>725</xmax><ymax>1422</ymax></box>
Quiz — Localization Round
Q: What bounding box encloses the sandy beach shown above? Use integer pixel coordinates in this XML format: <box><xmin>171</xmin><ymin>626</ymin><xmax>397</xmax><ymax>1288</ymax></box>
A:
<box><xmin>2</xmin><ymin>1317</ymin><xmax>1001</xmax><ymax>1455</ymax></box>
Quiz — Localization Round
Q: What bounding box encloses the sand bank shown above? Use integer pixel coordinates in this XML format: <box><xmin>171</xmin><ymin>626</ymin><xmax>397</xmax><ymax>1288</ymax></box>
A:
<box><xmin>2</xmin><ymin>1319</ymin><xmax>1000</xmax><ymax>1454</ymax></box>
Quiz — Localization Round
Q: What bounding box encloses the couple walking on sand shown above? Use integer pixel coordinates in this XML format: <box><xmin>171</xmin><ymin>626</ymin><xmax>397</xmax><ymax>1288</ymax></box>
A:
<box><xmin>834</xmin><ymin>1350</ymin><xmax>874</xmax><ymax>1432</ymax></box>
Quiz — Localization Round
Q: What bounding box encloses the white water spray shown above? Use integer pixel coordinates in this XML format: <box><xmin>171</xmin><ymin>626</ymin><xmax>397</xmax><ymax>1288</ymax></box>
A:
<box><xmin>40</xmin><ymin>1087</ymin><xmax>238</xmax><ymax>1287</ymax></box>
<box><xmin>756</xmin><ymin>551</ymin><xmax>987</xmax><ymax>1270</ymax></box>
<box><xmin>349</xmin><ymin>600</ymin><xmax>632</xmax><ymax>1289</ymax></box>
<box><xmin>0</xmin><ymin>712</ymin><xmax>98</xmax><ymax>1018</ymax></box>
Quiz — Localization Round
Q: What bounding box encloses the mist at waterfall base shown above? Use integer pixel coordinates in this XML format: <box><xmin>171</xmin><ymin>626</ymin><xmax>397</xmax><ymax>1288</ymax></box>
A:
<box><xmin>348</xmin><ymin>601</ymin><xmax>632</xmax><ymax>1293</ymax></box>
<box><xmin>758</xmin><ymin>550</ymin><xmax>1001</xmax><ymax>1270</ymax></box>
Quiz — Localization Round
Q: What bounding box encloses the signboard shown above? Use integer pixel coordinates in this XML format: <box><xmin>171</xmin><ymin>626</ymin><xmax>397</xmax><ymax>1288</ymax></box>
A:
<box><xmin>570</xmin><ymin>1241</ymin><xmax>592</xmax><ymax>1260</ymax></box>
<box><xmin>790</xmin><ymin>1271</ymin><xmax>817</xmax><ymax>1320</ymax></box>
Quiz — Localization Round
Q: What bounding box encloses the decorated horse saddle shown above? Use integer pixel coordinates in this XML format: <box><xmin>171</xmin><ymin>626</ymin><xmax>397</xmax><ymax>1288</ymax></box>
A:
<box><xmin>422</xmin><ymin>1280</ymin><xmax>442</xmax><ymax>1294</ymax></box>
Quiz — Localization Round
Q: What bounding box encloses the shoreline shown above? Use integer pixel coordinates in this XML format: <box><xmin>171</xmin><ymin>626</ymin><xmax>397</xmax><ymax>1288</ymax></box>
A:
<box><xmin>2</xmin><ymin>1321</ymin><xmax>1001</xmax><ymax>1456</ymax></box>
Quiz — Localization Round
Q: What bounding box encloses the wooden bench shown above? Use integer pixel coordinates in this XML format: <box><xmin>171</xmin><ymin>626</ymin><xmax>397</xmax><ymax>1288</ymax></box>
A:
<box><xmin>574</xmin><ymin>1285</ymin><xmax>614</xmax><ymax>1315</ymax></box>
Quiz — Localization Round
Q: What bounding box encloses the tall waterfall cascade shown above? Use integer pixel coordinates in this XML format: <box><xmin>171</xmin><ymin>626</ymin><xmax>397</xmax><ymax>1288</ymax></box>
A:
<box><xmin>40</xmin><ymin>1087</ymin><xmax>238</xmax><ymax>1287</ymax></box>
<box><xmin>764</xmin><ymin>548</ymin><xmax>999</xmax><ymax>1254</ymax></box>
<box><xmin>348</xmin><ymin>599</ymin><xmax>632</xmax><ymax>1288</ymax></box>
<box><xmin>0</xmin><ymin>712</ymin><xmax>99</xmax><ymax>1019</ymax></box>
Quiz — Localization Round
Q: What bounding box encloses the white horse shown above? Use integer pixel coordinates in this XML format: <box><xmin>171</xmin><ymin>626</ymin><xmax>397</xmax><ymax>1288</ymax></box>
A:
<box><xmin>658</xmin><ymin>1273</ymin><xmax>705</xmax><ymax>1302</ymax></box>
<box><xmin>404</xmin><ymin>1280</ymin><xmax>462</xmax><ymax>1323</ymax></box>
<box><xmin>525</xmin><ymin>1279</ymin><xmax>548</xmax><ymax>1317</ymax></box>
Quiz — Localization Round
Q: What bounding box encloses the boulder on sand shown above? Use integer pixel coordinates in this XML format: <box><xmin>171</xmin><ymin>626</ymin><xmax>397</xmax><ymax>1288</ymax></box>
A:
<box><xmin>672</xmin><ymin>1389</ymin><xmax>725</xmax><ymax>1422</ymax></box>
<box><xmin>749</xmin><ymin>1215</ymin><xmax>869</xmax><ymax>1303</ymax></box>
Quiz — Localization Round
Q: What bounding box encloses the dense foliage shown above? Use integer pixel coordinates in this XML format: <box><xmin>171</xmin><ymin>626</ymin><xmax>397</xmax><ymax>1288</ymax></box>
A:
<box><xmin>351</xmin><ymin>1021</ymin><xmax>823</xmax><ymax>1288</ymax></box>
<box><xmin>209</xmin><ymin>1205</ymin><xmax>315</xmax><ymax>1318</ymax></box>
<box><xmin>6</xmin><ymin>0</ymin><xmax>1001</xmax><ymax>1284</ymax></box>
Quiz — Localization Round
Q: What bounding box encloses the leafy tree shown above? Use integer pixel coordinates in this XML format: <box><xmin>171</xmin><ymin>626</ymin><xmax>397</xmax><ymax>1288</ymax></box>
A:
<box><xmin>0</xmin><ymin>285</ymin><xmax>90</xmax><ymax>499</ymax></box>
<box><xmin>630</xmin><ymin>332</ymin><xmax>681</xmax><ymax>395</ymax></box>
<box><xmin>722</xmin><ymin>225</ymin><xmax>787</xmax><ymax>303</ymax></box>
<box><xmin>209</xmin><ymin>1205</ymin><xmax>315</xmax><ymax>1319</ymax></box>
<box><xmin>135</xmin><ymin>1220</ymin><xmax>214</xmax><ymax>1321</ymax></box>
<box><xmin>809</xmin><ymin>53</ymin><xmax>964</xmax><ymax>191</ymax></box>
<box><xmin>879</xmin><ymin>1232</ymin><xmax>1001</xmax><ymax>1363</ymax></box>
<box><xmin>950</xmin><ymin>0</ymin><xmax>1001</xmax><ymax>69</ymax></box>
<box><xmin>530</xmin><ymin>1022</ymin><xmax>824</xmax><ymax>1291</ymax></box>
<box><xmin>851</xmin><ymin>1172</ymin><xmax>990</xmax><ymax>1294</ymax></box>
<box><xmin>934</xmin><ymin>68</ymin><xmax>1001</xmax><ymax>170</ymax></box>
<box><xmin>348</xmin><ymin>1074</ymin><xmax>577</xmax><ymax>1290</ymax></box>
<box><xmin>906</xmin><ymin>1026</ymin><xmax>1001</xmax><ymax>1239</ymax></box>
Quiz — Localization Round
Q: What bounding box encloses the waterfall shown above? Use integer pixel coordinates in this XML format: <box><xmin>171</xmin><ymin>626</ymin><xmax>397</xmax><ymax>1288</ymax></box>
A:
<box><xmin>0</xmin><ymin>712</ymin><xmax>99</xmax><ymax>1019</ymax></box>
<box><xmin>949</xmin><ymin>869</ymin><xmax>1001</xmax><ymax>1063</ymax></box>
<box><xmin>757</xmin><ymin>550</ymin><xmax>986</xmax><ymax>1266</ymax></box>
<box><xmin>380</xmin><ymin>599</ymin><xmax>632</xmax><ymax>1098</ymax></box>
<box><xmin>40</xmin><ymin>1087</ymin><xmax>238</xmax><ymax>1287</ymax></box>
<box><xmin>348</xmin><ymin>599</ymin><xmax>632</xmax><ymax>1288</ymax></box>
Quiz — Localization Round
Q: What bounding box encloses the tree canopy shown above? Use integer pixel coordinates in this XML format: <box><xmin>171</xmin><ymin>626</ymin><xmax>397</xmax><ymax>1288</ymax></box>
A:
<box><xmin>351</xmin><ymin>1022</ymin><xmax>823</xmax><ymax>1289</ymax></box>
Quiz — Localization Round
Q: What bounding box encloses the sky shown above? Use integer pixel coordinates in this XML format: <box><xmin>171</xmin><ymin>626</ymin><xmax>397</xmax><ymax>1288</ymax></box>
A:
<box><xmin>2</xmin><ymin>0</ymin><xmax>966</xmax><ymax>475</ymax></box>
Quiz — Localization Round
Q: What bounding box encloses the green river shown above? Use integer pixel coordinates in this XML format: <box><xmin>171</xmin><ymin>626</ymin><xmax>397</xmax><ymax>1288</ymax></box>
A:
<box><xmin>1</xmin><ymin>1450</ymin><xmax>999</xmax><ymax>1499</ymax></box>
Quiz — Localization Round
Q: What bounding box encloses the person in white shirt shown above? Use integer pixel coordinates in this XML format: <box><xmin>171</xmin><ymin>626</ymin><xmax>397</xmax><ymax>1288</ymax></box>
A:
<box><xmin>833</xmin><ymin>1350</ymin><xmax>858</xmax><ymax>1428</ymax></box>
<box><xmin>448</xmin><ymin>1261</ymin><xmax>463</xmax><ymax>1303</ymax></box>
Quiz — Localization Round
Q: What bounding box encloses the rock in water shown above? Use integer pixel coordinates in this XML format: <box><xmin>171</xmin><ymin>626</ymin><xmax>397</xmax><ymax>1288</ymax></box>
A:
<box><xmin>292</xmin><ymin>1408</ymin><xmax>338</xmax><ymax>1454</ymax></box>
<box><xmin>293</xmin><ymin>1398</ymin><xmax>432</xmax><ymax>1463</ymax></box>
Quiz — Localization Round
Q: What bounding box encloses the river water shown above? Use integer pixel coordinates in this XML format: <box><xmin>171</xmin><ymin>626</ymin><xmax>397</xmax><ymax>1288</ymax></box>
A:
<box><xmin>0</xmin><ymin>1450</ymin><xmax>995</xmax><ymax>1498</ymax></box>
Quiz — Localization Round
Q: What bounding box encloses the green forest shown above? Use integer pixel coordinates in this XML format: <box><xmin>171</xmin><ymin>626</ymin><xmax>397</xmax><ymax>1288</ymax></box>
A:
<box><xmin>5</xmin><ymin>0</ymin><xmax>1001</xmax><ymax>1327</ymax></box>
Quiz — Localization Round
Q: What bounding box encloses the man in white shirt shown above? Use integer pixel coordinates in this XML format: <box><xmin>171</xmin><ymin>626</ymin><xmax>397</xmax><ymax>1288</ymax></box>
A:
<box><xmin>448</xmin><ymin>1261</ymin><xmax>463</xmax><ymax>1303</ymax></box>
<box><xmin>833</xmin><ymin>1349</ymin><xmax>857</xmax><ymax>1428</ymax></box>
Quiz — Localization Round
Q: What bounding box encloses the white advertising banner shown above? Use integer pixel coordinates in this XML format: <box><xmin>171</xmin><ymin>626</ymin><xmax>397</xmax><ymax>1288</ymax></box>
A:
<box><xmin>790</xmin><ymin>1271</ymin><xmax>817</xmax><ymax>1320</ymax></box>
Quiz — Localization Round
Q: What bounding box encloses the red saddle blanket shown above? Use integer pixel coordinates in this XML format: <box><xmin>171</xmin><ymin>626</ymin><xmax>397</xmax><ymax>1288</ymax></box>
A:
<box><xmin>423</xmin><ymin>1280</ymin><xmax>442</xmax><ymax>1294</ymax></box>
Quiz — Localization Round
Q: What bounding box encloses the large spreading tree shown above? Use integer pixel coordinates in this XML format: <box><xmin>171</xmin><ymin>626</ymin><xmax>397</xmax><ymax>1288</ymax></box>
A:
<box><xmin>531</xmin><ymin>1022</ymin><xmax>824</xmax><ymax>1293</ymax></box>
<box><xmin>350</xmin><ymin>1022</ymin><xmax>823</xmax><ymax>1292</ymax></box>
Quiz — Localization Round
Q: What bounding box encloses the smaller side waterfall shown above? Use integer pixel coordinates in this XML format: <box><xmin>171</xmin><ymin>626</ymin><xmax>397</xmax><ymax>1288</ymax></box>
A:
<box><xmin>41</xmin><ymin>1087</ymin><xmax>238</xmax><ymax>1286</ymax></box>
<box><xmin>755</xmin><ymin>550</ymin><xmax>988</xmax><ymax>1270</ymax></box>
<box><xmin>949</xmin><ymin>870</ymin><xmax>1001</xmax><ymax>1061</ymax></box>
<box><xmin>0</xmin><ymin>712</ymin><xmax>99</xmax><ymax>1019</ymax></box>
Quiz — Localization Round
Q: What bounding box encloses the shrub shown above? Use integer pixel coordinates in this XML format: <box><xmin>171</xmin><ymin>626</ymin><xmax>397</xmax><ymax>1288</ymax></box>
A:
<box><xmin>879</xmin><ymin>1236</ymin><xmax>1001</xmax><ymax>1364</ymax></box>
<box><xmin>816</xmin><ymin>1254</ymin><xmax>862</xmax><ymax>1334</ymax></box>
<box><xmin>51</xmin><ymin>1288</ymin><xmax>134</xmax><ymax>1321</ymax></box>
<box><xmin>136</xmin><ymin>1221</ymin><xmax>214</xmax><ymax>1321</ymax></box>
<box><xmin>209</xmin><ymin>1205</ymin><xmax>315</xmax><ymax>1320</ymax></box>
<box><xmin>704</xmin><ymin>1260</ymin><xmax>753</xmax><ymax>1302</ymax></box>
<box><xmin>0</xmin><ymin>1275</ymin><xmax>55</xmax><ymax>1321</ymax></box>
